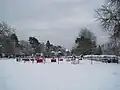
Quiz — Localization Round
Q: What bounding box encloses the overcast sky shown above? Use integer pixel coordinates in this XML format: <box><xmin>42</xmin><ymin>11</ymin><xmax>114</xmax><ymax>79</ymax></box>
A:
<box><xmin>1</xmin><ymin>0</ymin><xmax>109</xmax><ymax>49</ymax></box>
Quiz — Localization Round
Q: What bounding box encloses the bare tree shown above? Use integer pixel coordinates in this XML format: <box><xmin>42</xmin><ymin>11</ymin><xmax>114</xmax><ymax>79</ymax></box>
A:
<box><xmin>96</xmin><ymin>0</ymin><xmax>120</xmax><ymax>36</ymax></box>
<box><xmin>0</xmin><ymin>21</ymin><xmax>15</xmax><ymax>37</ymax></box>
<box><xmin>0</xmin><ymin>21</ymin><xmax>16</xmax><ymax>54</ymax></box>
<box><xmin>96</xmin><ymin>0</ymin><xmax>120</xmax><ymax>55</ymax></box>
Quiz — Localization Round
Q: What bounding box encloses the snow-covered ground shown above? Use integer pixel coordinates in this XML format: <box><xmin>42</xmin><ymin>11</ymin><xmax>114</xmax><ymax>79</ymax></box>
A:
<box><xmin>0</xmin><ymin>58</ymin><xmax>120</xmax><ymax>90</ymax></box>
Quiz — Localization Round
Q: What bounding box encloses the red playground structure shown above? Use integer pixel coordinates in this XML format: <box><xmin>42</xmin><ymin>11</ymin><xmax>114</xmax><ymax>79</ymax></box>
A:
<box><xmin>51</xmin><ymin>58</ymin><xmax>57</xmax><ymax>62</ymax></box>
<box><xmin>36</xmin><ymin>57</ymin><xmax>44</xmax><ymax>63</ymax></box>
<box><xmin>59</xmin><ymin>58</ymin><xmax>63</xmax><ymax>61</ymax></box>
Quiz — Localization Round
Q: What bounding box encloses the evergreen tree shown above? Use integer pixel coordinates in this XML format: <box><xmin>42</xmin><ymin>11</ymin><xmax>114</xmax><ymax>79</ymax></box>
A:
<box><xmin>29</xmin><ymin>37</ymin><xmax>41</xmax><ymax>54</ymax></box>
<box><xmin>72</xmin><ymin>28</ymin><xmax>97</xmax><ymax>55</ymax></box>
<box><xmin>11</xmin><ymin>33</ymin><xmax>19</xmax><ymax>47</ymax></box>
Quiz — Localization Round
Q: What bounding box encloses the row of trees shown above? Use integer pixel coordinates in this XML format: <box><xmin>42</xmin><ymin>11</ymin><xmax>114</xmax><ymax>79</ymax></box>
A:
<box><xmin>2</xmin><ymin>0</ymin><xmax>119</xmax><ymax>56</ymax></box>
<box><xmin>0</xmin><ymin>21</ymin><xmax>103</xmax><ymax>56</ymax></box>
<box><xmin>0</xmin><ymin>21</ymin><xmax>66</xmax><ymax>57</ymax></box>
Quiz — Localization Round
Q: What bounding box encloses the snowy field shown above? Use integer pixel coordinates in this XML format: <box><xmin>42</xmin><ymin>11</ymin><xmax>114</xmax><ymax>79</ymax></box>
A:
<box><xmin>0</xmin><ymin>58</ymin><xmax>120</xmax><ymax>90</ymax></box>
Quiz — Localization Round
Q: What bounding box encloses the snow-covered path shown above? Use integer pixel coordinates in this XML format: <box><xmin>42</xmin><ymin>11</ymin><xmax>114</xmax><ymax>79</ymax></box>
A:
<box><xmin>0</xmin><ymin>59</ymin><xmax>120</xmax><ymax>90</ymax></box>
